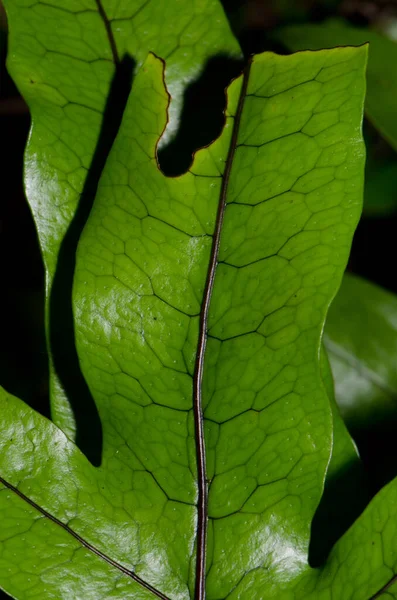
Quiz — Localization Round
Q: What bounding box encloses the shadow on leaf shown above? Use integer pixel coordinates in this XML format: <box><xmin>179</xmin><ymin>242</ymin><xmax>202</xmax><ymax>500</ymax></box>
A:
<box><xmin>50</xmin><ymin>54</ymin><xmax>135</xmax><ymax>466</ymax></box>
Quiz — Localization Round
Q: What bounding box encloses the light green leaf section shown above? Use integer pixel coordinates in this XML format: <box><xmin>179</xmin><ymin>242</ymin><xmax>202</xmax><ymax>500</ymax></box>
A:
<box><xmin>2</xmin><ymin>46</ymin><xmax>394</xmax><ymax>600</ymax></box>
<box><xmin>3</xmin><ymin>0</ymin><xmax>241</xmax><ymax>436</ymax></box>
<box><xmin>324</xmin><ymin>273</ymin><xmax>397</xmax><ymax>433</ymax></box>
<box><xmin>276</xmin><ymin>18</ymin><xmax>397</xmax><ymax>152</ymax></box>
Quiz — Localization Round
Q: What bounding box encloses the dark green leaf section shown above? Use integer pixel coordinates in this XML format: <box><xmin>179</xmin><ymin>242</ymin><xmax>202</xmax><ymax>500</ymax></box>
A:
<box><xmin>324</xmin><ymin>273</ymin><xmax>397</xmax><ymax>489</ymax></box>
<box><xmin>276</xmin><ymin>19</ymin><xmax>397</xmax><ymax>152</ymax></box>
<box><xmin>309</xmin><ymin>347</ymin><xmax>369</xmax><ymax>567</ymax></box>
<box><xmin>3</xmin><ymin>0</ymin><xmax>241</xmax><ymax>435</ymax></box>
<box><xmin>2</xmin><ymin>46</ymin><xmax>394</xmax><ymax>600</ymax></box>
<box><xmin>363</xmin><ymin>126</ymin><xmax>397</xmax><ymax>217</ymax></box>
<box><xmin>325</xmin><ymin>273</ymin><xmax>397</xmax><ymax>432</ymax></box>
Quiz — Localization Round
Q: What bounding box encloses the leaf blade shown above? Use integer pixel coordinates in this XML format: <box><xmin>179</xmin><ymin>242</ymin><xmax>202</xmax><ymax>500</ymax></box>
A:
<box><xmin>275</xmin><ymin>18</ymin><xmax>397</xmax><ymax>151</ymax></box>
<box><xmin>74</xmin><ymin>47</ymin><xmax>367</xmax><ymax>597</ymax></box>
<box><xmin>0</xmin><ymin>46</ymin><xmax>374</xmax><ymax>600</ymax></box>
<box><xmin>325</xmin><ymin>273</ymin><xmax>397</xmax><ymax>431</ymax></box>
<box><xmin>3</xmin><ymin>0</ymin><xmax>241</xmax><ymax>435</ymax></box>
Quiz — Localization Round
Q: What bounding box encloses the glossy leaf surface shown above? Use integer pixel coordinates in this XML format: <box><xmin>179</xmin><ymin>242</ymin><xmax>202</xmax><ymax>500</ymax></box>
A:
<box><xmin>3</xmin><ymin>0</ymin><xmax>241</xmax><ymax>436</ymax></box>
<box><xmin>2</xmin><ymin>45</ymin><xmax>395</xmax><ymax>600</ymax></box>
<box><xmin>276</xmin><ymin>19</ymin><xmax>397</xmax><ymax>152</ymax></box>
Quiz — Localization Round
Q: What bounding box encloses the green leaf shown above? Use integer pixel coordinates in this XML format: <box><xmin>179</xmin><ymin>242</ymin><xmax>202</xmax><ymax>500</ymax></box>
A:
<box><xmin>3</xmin><ymin>46</ymin><xmax>394</xmax><ymax>600</ymax></box>
<box><xmin>324</xmin><ymin>273</ymin><xmax>397</xmax><ymax>487</ymax></box>
<box><xmin>375</xmin><ymin>578</ymin><xmax>397</xmax><ymax>599</ymax></box>
<box><xmin>275</xmin><ymin>18</ymin><xmax>397</xmax><ymax>152</ymax></box>
<box><xmin>325</xmin><ymin>273</ymin><xmax>397</xmax><ymax>431</ymax></box>
<box><xmin>3</xmin><ymin>0</ymin><xmax>241</xmax><ymax>438</ymax></box>
<box><xmin>309</xmin><ymin>347</ymin><xmax>369</xmax><ymax>566</ymax></box>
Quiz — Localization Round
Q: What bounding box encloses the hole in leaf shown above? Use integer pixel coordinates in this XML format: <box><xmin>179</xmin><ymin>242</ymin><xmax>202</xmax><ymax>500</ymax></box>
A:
<box><xmin>157</xmin><ymin>54</ymin><xmax>243</xmax><ymax>177</ymax></box>
<box><xmin>50</xmin><ymin>54</ymin><xmax>135</xmax><ymax>466</ymax></box>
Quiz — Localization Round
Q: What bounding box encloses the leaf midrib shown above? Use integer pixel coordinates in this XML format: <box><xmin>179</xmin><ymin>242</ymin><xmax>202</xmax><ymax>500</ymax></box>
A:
<box><xmin>95</xmin><ymin>0</ymin><xmax>120</xmax><ymax>64</ymax></box>
<box><xmin>191</xmin><ymin>57</ymin><xmax>252</xmax><ymax>600</ymax></box>
<box><xmin>369</xmin><ymin>574</ymin><xmax>397</xmax><ymax>599</ymax></box>
<box><xmin>0</xmin><ymin>475</ymin><xmax>170</xmax><ymax>600</ymax></box>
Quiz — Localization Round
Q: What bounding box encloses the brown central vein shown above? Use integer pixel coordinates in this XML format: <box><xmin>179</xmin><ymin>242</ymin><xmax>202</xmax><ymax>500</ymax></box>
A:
<box><xmin>369</xmin><ymin>574</ymin><xmax>397</xmax><ymax>599</ymax></box>
<box><xmin>0</xmin><ymin>475</ymin><xmax>171</xmax><ymax>600</ymax></box>
<box><xmin>192</xmin><ymin>57</ymin><xmax>253</xmax><ymax>600</ymax></box>
<box><xmin>95</xmin><ymin>0</ymin><xmax>120</xmax><ymax>64</ymax></box>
